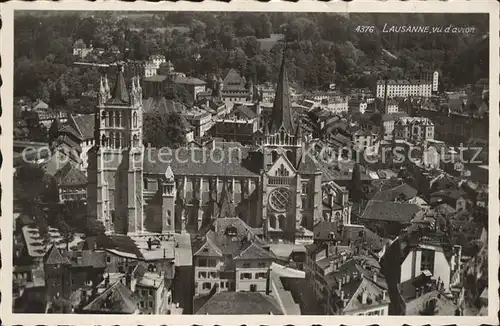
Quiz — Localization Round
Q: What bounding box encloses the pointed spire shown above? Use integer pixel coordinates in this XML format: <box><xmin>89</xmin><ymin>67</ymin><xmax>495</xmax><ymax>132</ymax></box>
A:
<box><xmin>165</xmin><ymin>165</ymin><xmax>174</xmax><ymax>182</ymax></box>
<box><xmin>104</xmin><ymin>75</ymin><xmax>110</xmax><ymax>99</ymax></box>
<box><xmin>218</xmin><ymin>181</ymin><xmax>235</xmax><ymax>219</ymax></box>
<box><xmin>109</xmin><ymin>65</ymin><xmax>130</xmax><ymax>104</ymax></box>
<box><xmin>99</xmin><ymin>76</ymin><xmax>105</xmax><ymax>95</ymax></box>
<box><xmin>271</xmin><ymin>43</ymin><xmax>295</xmax><ymax>133</ymax></box>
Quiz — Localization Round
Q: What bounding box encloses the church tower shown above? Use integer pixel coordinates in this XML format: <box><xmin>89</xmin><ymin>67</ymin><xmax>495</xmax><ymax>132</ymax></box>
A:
<box><xmin>87</xmin><ymin>67</ymin><xmax>144</xmax><ymax>235</ymax></box>
<box><xmin>260</xmin><ymin>47</ymin><xmax>305</xmax><ymax>243</ymax></box>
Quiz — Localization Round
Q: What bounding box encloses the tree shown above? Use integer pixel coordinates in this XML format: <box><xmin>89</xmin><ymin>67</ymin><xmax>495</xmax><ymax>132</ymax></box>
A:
<box><xmin>163</xmin><ymin>84</ymin><xmax>192</xmax><ymax>106</ymax></box>
<box><xmin>143</xmin><ymin>111</ymin><xmax>187</xmax><ymax>149</ymax></box>
<box><xmin>84</xmin><ymin>217</ymin><xmax>106</xmax><ymax>237</ymax></box>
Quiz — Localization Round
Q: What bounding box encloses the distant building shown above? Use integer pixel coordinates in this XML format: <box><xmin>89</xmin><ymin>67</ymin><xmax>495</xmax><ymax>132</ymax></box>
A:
<box><xmin>352</xmin><ymin>130</ymin><xmax>378</xmax><ymax>152</ymax></box>
<box><xmin>73</xmin><ymin>39</ymin><xmax>93</xmax><ymax>59</ymax></box>
<box><xmin>213</xmin><ymin>103</ymin><xmax>260</xmax><ymax>144</ymax></box>
<box><xmin>144</xmin><ymin>62</ymin><xmax>158</xmax><ymax>78</ymax></box>
<box><xmin>393</xmin><ymin>117</ymin><xmax>435</xmax><ymax>143</ymax></box>
<box><xmin>375</xmin><ymin>79</ymin><xmax>433</xmax><ymax>99</ymax></box>
<box><xmin>149</xmin><ymin>54</ymin><xmax>166</xmax><ymax>69</ymax></box>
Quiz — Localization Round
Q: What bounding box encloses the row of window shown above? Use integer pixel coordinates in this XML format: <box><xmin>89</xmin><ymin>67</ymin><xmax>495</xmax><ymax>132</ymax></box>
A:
<box><xmin>239</xmin><ymin>272</ymin><xmax>267</xmax><ymax>280</ymax></box>
<box><xmin>197</xmin><ymin>258</ymin><xmax>218</xmax><ymax>267</ymax></box>
<box><xmin>198</xmin><ymin>271</ymin><xmax>218</xmax><ymax>279</ymax></box>
<box><xmin>357</xmin><ymin>309</ymin><xmax>385</xmax><ymax>316</ymax></box>
<box><xmin>101</xmin><ymin>133</ymin><xmax>140</xmax><ymax>149</ymax></box>
<box><xmin>101</xmin><ymin>111</ymin><xmax>139</xmax><ymax>128</ymax></box>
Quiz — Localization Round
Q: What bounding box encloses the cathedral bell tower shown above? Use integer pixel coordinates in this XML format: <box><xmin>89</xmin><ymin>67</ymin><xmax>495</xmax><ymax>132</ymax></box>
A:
<box><xmin>161</xmin><ymin>166</ymin><xmax>176</xmax><ymax>233</ymax></box>
<box><xmin>87</xmin><ymin>66</ymin><xmax>144</xmax><ymax>235</ymax></box>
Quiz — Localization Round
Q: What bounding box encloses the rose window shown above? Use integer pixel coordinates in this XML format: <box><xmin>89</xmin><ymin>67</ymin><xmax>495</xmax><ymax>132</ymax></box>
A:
<box><xmin>269</xmin><ymin>188</ymin><xmax>292</xmax><ymax>212</ymax></box>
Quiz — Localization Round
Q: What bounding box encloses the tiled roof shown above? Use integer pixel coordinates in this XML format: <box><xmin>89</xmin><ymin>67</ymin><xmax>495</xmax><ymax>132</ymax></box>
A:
<box><xmin>342</xmin><ymin>276</ymin><xmax>390</xmax><ymax>313</ymax></box>
<box><xmin>195</xmin><ymin>292</ymin><xmax>283</xmax><ymax>315</ymax></box>
<box><xmin>371</xmin><ymin>183</ymin><xmax>418</xmax><ymax>202</ymax></box>
<box><xmin>193</xmin><ymin>235</ymin><xmax>223</xmax><ymax>257</ymax></box>
<box><xmin>44</xmin><ymin>244</ymin><xmax>71</xmax><ymax>265</ymax></box>
<box><xmin>234</xmin><ymin>242</ymin><xmax>275</xmax><ymax>260</ymax></box>
<box><xmin>361</xmin><ymin>200</ymin><xmax>421</xmax><ymax>223</ymax></box>
<box><xmin>86</xmin><ymin>234</ymin><xmax>144</xmax><ymax>260</ymax></box>
<box><xmin>72</xmin><ymin>114</ymin><xmax>95</xmax><ymax>140</ymax></box>
<box><xmin>231</xmin><ymin>104</ymin><xmax>257</xmax><ymax>119</ymax></box>
<box><xmin>144</xmin><ymin>75</ymin><xmax>168</xmax><ymax>83</ymax></box>
<box><xmin>83</xmin><ymin>281</ymin><xmax>138</xmax><ymax>314</ymax></box>
<box><xmin>143</xmin><ymin>146</ymin><xmax>258</xmax><ymax>177</ymax></box>
<box><xmin>143</xmin><ymin>97</ymin><xmax>193</xmax><ymax>131</ymax></box>
<box><xmin>66</xmin><ymin>250</ymin><xmax>106</xmax><ymax>268</ymax></box>
<box><xmin>54</xmin><ymin>162</ymin><xmax>87</xmax><ymax>187</ymax></box>
<box><xmin>173</xmin><ymin>75</ymin><xmax>206</xmax><ymax>86</ymax></box>
<box><xmin>223</xmin><ymin>69</ymin><xmax>246</xmax><ymax>89</ymax></box>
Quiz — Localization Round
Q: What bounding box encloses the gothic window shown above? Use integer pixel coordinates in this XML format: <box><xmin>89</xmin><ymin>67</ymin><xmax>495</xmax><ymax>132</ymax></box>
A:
<box><xmin>269</xmin><ymin>188</ymin><xmax>292</xmax><ymax>212</ymax></box>
<box><xmin>133</xmin><ymin>134</ymin><xmax>139</xmax><ymax>147</ymax></box>
<box><xmin>116</xmin><ymin>133</ymin><xmax>122</xmax><ymax>148</ymax></box>
<box><xmin>269</xmin><ymin>215</ymin><xmax>277</xmax><ymax>229</ymax></box>
<box><xmin>115</xmin><ymin>111</ymin><xmax>121</xmax><ymax>127</ymax></box>
<box><xmin>109</xmin><ymin>132</ymin><xmax>115</xmax><ymax>148</ymax></box>
<box><xmin>276</xmin><ymin>164</ymin><xmax>289</xmax><ymax>177</ymax></box>
<box><xmin>144</xmin><ymin>178</ymin><xmax>148</xmax><ymax>190</ymax></box>
<box><xmin>101</xmin><ymin>111</ymin><xmax>107</xmax><ymax>126</ymax></box>
<box><xmin>109</xmin><ymin>112</ymin><xmax>114</xmax><ymax>127</ymax></box>
<box><xmin>101</xmin><ymin>134</ymin><xmax>108</xmax><ymax>146</ymax></box>
<box><xmin>133</xmin><ymin>112</ymin><xmax>138</xmax><ymax>128</ymax></box>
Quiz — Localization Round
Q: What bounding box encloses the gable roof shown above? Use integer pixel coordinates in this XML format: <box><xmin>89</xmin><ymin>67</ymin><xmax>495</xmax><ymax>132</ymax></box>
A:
<box><xmin>361</xmin><ymin>200</ymin><xmax>421</xmax><ymax>223</ymax></box>
<box><xmin>267</xmin><ymin>152</ymin><xmax>297</xmax><ymax>176</ymax></box>
<box><xmin>371</xmin><ymin>183</ymin><xmax>418</xmax><ymax>202</ymax></box>
<box><xmin>234</xmin><ymin>242</ymin><xmax>275</xmax><ymax>260</ymax></box>
<box><xmin>53</xmin><ymin>162</ymin><xmax>87</xmax><ymax>187</ymax></box>
<box><xmin>85</xmin><ymin>234</ymin><xmax>144</xmax><ymax>260</ymax></box>
<box><xmin>44</xmin><ymin>244</ymin><xmax>72</xmax><ymax>265</ymax></box>
<box><xmin>342</xmin><ymin>276</ymin><xmax>390</xmax><ymax>313</ymax></box>
<box><xmin>71</xmin><ymin>114</ymin><xmax>95</xmax><ymax>140</ymax></box>
<box><xmin>231</xmin><ymin>104</ymin><xmax>257</xmax><ymax>119</ymax></box>
<box><xmin>83</xmin><ymin>281</ymin><xmax>138</xmax><ymax>313</ymax></box>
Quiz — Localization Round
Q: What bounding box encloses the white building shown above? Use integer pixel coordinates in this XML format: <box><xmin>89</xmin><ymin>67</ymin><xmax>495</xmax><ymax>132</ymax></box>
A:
<box><xmin>149</xmin><ymin>54</ymin><xmax>167</xmax><ymax>69</ymax></box>
<box><xmin>376</xmin><ymin>80</ymin><xmax>433</xmax><ymax>98</ymax></box>
<box><xmin>144</xmin><ymin>62</ymin><xmax>158</xmax><ymax>78</ymax></box>
<box><xmin>394</xmin><ymin>117</ymin><xmax>435</xmax><ymax>142</ymax></box>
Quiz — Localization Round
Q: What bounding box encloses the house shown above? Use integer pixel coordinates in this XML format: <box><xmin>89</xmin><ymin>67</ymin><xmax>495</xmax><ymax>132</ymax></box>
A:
<box><xmin>149</xmin><ymin>54</ymin><xmax>166</xmax><ymax>69</ymax></box>
<box><xmin>360</xmin><ymin>200</ymin><xmax>422</xmax><ymax>238</ymax></box>
<box><xmin>73</xmin><ymin>39</ymin><xmax>93</xmax><ymax>58</ymax></box>
<box><xmin>352</xmin><ymin>130</ymin><xmax>378</xmax><ymax>152</ymax></box>
<box><xmin>192</xmin><ymin>217</ymin><xmax>273</xmax><ymax>298</ymax></box>
<box><xmin>213</xmin><ymin>103</ymin><xmax>260</xmax><ymax>144</ymax></box>
<box><xmin>195</xmin><ymin>292</ymin><xmax>284</xmax><ymax>315</ymax></box>
<box><xmin>53</xmin><ymin>162</ymin><xmax>87</xmax><ymax>203</ymax></box>
<box><xmin>430</xmin><ymin>189</ymin><xmax>468</xmax><ymax>212</ymax></box>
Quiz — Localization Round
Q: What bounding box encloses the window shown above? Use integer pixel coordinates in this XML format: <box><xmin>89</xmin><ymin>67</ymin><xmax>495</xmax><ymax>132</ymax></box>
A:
<box><xmin>207</xmin><ymin>259</ymin><xmax>217</xmax><ymax>267</ymax></box>
<box><xmin>302</xmin><ymin>183</ymin><xmax>308</xmax><ymax>195</ymax></box>
<box><xmin>243</xmin><ymin>263</ymin><xmax>251</xmax><ymax>268</ymax></box>
<box><xmin>250</xmin><ymin>284</ymin><xmax>257</xmax><ymax>292</ymax></box>
<box><xmin>256</xmin><ymin>272</ymin><xmax>267</xmax><ymax>279</ymax></box>
<box><xmin>140</xmin><ymin>301</ymin><xmax>145</xmax><ymax>308</ymax></box>
<box><xmin>101</xmin><ymin>112</ymin><xmax>107</xmax><ymax>126</ymax></box>
<box><xmin>258</xmin><ymin>262</ymin><xmax>266</xmax><ymax>268</ymax></box>
<box><xmin>109</xmin><ymin>112</ymin><xmax>114</xmax><ymax>127</ymax></box>
<box><xmin>220</xmin><ymin>281</ymin><xmax>225</xmax><ymax>289</ymax></box>
<box><xmin>199</xmin><ymin>272</ymin><xmax>207</xmax><ymax>279</ymax></box>
<box><xmin>210</xmin><ymin>272</ymin><xmax>217</xmax><ymax>279</ymax></box>
<box><xmin>240</xmin><ymin>273</ymin><xmax>252</xmax><ymax>280</ymax></box>
<box><xmin>142</xmin><ymin>290</ymin><xmax>147</xmax><ymax>296</ymax></box>
<box><xmin>115</xmin><ymin>111</ymin><xmax>121</xmax><ymax>127</ymax></box>
<box><xmin>202</xmin><ymin>282</ymin><xmax>211</xmax><ymax>290</ymax></box>
<box><xmin>115</xmin><ymin>132</ymin><xmax>121</xmax><ymax>148</ymax></box>
<box><xmin>198</xmin><ymin>258</ymin><xmax>207</xmax><ymax>267</ymax></box>
<box><xmin>133</xmin><ymin>112</ymin><xmax>138</xmax><ymax>128</ymax></box>
<box><xmin>148</xmin><ymin>301</ymin><xmax>153</xmax><ymax>308</ymax></box>
<box><xmin>421</xmin><ymin>249</ymin><xmax>435</xmax><ymax>274</ymax></box>
<box><xmin>133</xmin><ymin>134</ymin><xmax>139</xmax><ymax>147</ymax></box>
<box><xmin>106</xmin><ymin>256</ymin><xmax>111</xmax><ymax>263</ymax></box>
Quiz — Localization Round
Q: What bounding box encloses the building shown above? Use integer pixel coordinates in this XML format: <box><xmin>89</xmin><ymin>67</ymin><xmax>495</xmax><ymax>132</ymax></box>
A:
<box><xmin>87</xmin><ymin>52</ymin><xmax>350</xmax><ymax>245</ymax></box>
<box><xmin>352</xmin><ymin>130</ymin><xmax>378</xmax><ymax>152</ymax></box>
<box><xmin>360</xmin><ymin>200</ymin><xmax>422</xmax><ymax>238</ymax></box>
<box><xmin>143</xmin><ymin>74</ymin><xmax>207</xmax><ymax>102</ymax></box>
<box><xmin>192</xmin><ymin>218</ymin><xmax>273</xmax><ymax>296</ymax></box>
<box><xmin>53</xmin><ymin>162</ymin><xmax>87</xmax><ymax>202</ymax></box>
<box><xmin>73</xmin><ymin>39</ymin><xmax>93</xmax><ymax>59</ymax></box>
<box><xmin>49</xmin><ymin>113</ymin><xmax>96</xmax><ymax>172</ymax></box>
<box><xmin>182</xmin><ymin>107</ymin><xmax>214</xmax><ymax>140</ymax></box>
<box><xmin>144</xmin><ymin>62</ymin><xmax>158</xmax><ymax>78</ymax></box>
<box><xmin>375</xmin><ymin>79</ymin><xmax>433</xmax><ymax>98</ymax></box>
<box><xmin>220</xmin><ymin>69</ymin><xmax>253</xmax><ymax>107</ymax></box>
<box><xmin>149</xmin><ymin>54</ymin><xmax>166</xmax><ymax>69</ymax></box>
<box><xmin>213</xmin><ymin>103</ymin><xmax>260</xmax><ymax>144</ymax></box>
<box><xmin>393</xmin><ymin>117</ymin><xmax>435</xmax><ymax>143</ymax></box>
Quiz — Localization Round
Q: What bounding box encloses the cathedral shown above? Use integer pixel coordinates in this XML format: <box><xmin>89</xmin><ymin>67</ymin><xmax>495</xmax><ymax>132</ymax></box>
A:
<box><xmin>87</xmin><ymin>51</ymin><xmax>352</xmax><ymax>242</ymax></box>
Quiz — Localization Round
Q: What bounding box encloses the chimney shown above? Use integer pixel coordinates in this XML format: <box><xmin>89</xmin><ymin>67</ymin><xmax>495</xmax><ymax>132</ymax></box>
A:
<box><xmin>373</xmin><ymin>273</ymin><xmax>377</xmax><ymax>283</ymax></box>
<box><xmin>361</xmin><ymin>291</ymin><xmax>368</xmax><ymax>304</ymax></box>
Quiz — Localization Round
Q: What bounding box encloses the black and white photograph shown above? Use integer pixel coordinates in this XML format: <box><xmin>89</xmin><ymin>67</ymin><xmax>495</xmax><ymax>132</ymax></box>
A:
<box><xmin>2</xmin><ymin>2</ymin><xmax>498</xmax><ymax>324</ymax></box>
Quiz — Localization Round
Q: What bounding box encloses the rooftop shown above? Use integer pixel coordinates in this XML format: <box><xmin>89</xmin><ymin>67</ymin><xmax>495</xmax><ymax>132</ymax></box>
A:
<box><xmin>361</xmin><ymin>200</ymin><xmax>422</xmax><ymax>223</ymax></box>
<box><xmin>195</xmin><ymin>292</ymin><xmax>283</xmax><ymax>315</ymax></box>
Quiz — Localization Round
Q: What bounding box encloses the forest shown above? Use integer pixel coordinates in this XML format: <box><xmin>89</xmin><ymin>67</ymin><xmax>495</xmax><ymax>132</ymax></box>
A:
<box><xmin>14</xmin><ymin>11</ymin><xmax>489</xmax><ymax>107</ymax></box>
